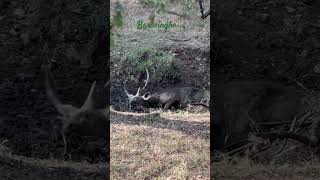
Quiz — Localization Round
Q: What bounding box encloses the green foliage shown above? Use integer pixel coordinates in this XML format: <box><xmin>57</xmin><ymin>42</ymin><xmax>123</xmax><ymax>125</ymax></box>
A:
<box><xmin>139</xmin><ymin>0</ymin><xmax>166</xmax><ymax>22</ymax></box>
<box><xmin>111</xmin><ymin>2</ymin><xmax>124</xmax><ymax>28</ymax></box>
<box><xmin>144</xmin><ymin>113</ymin><xmax>161</xmax><ymax>123</ymax></box>
<box><xmin>115</xmin><ymin>37</ymin><xmax>179</xmax><ymax>83</ymax></box>
<box><xmin>139</xmin><ymin>0</ymin><xmax>194</xmax><ymax>8</ymax></box>
<box><xmin>138</xmin><ymin>0</ymin><xmax>201</xmax><ymax>23</ymax></box>
<box><xmin>111</xmin><ymin>2</ymin><xmax>124</xmax><ymax>46</ymax></box>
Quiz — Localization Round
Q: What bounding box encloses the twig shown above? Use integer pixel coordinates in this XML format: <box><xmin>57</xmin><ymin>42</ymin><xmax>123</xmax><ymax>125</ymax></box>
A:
<box><xmin>255</xmin><ymin>131</ymin><xmax>313</xmax><ymax>146</ymax></box>
<box><xmin>274</xmin><ymin>145</ymin><xmax>301</xmax><ymax>158</ymax></box>
<box><xmin>271</xmin><ymin>63</ymin><xmax>311</xmax><ymax>94</ymax></box>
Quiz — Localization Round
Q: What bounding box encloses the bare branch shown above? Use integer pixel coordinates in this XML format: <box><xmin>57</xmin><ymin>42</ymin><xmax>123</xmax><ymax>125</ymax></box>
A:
<box><xmin>255</xmin><ymin>131</ymin><xmax>316</xmax><ymax>146</ymax></box>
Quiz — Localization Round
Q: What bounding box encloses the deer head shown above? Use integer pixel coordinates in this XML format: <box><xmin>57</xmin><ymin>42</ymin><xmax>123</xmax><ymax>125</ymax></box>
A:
<box><xmin>124</xmin><ymin>68</ymin><xmax>151</xmax><ymax>110</ymax></box>
<box><xmin>44</xmin><ymin>65</ymin><xmax>108</xmax><ymax>134</ymax></box>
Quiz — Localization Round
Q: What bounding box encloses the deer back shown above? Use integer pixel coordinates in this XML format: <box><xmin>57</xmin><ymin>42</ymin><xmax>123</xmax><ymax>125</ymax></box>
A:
<box><xmin>213</xmin><ymin>81</ymin><xmax>302</xmax><ymax>151</ymax></box>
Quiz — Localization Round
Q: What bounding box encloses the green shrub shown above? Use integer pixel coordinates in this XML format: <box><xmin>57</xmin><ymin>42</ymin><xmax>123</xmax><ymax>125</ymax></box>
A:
<box><xmin>116</xmin><ymin>38</ymin><xmax>179</xmax><ymax>84</ymax></box>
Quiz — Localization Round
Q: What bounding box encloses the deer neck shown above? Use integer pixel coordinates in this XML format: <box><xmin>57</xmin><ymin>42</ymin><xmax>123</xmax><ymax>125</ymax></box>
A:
<box><xmin>144</xmin><ymin>93</ymin><xmax>162</xmax><ymax>106</ymax></box>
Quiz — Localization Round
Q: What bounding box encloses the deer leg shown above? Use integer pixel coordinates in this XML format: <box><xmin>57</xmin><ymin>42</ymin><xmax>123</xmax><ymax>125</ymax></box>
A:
<box><xmin>52</xmin><ymin>126</ymin><xmax>58</xmax><ymax>142</ymax></box>
<box><xmin>164</xmin><ymin>101</ymin><xmax>175</xmax><ymax>111</ymax></box>
<box><xmin>61</xmin><ymin>131</ymin><xmax>67</xmax><ymax>155</ymax></box>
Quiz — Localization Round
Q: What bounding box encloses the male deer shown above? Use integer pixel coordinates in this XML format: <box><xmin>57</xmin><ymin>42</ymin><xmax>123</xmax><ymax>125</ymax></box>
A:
<box><xmin>213</xmin><ymin>81</ymin><xmax>320</xmax><ymax>153</ymax></box>
<box><xmin>213</xmin><ymin>81</ymin><xmax>301</xmax><ymax>151</ymax></box>
<box><xmin>44</xmin><ymin>66</ymin><xmax>108</xmax><ymax>154</ymax></box>
<box><xmin>124</xmin><ymin>69</ymin><xmax>209</xmax><ymax>111</ymax></box>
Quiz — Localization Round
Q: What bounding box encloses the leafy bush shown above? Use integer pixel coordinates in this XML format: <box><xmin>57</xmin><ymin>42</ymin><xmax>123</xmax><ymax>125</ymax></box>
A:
<box><xmin>115</xmin><ymin>37</ymin><xmax>179</xmax><ymax>84</ymax></box>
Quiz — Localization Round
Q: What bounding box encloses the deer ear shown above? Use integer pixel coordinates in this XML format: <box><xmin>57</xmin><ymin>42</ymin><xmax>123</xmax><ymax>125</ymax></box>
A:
<box><xmin>143</xmin><ymin>92</ymin><xmax>151</xmax><ymax>100</ymax></box>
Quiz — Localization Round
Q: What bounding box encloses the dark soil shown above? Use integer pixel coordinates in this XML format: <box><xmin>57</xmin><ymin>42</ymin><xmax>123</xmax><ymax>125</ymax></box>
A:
<box><xmin>215</xmin><ymin>0</ymin><xmax>320</xmax><ymax>90</ymax></box>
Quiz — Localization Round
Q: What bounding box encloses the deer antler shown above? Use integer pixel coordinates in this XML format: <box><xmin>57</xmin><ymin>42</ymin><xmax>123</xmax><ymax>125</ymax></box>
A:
<box><xmin>44</xmin><ymin>66</ymin><xmax>67</xmax><ymax>115</ymax></box>
<box><xmin>104</xmin><ymin>80</ymin><xmax>110</xmax><ymax>88</ymax></box>
<box><xmin>124</xmin><ymin>83</ymin><xmax>134</xmax><ymax>99</ymax></box>
<box><xmin>142</xmin><ymin>68</ymin><xmax>149</xmax><ymax>89</ymax></box>
<box><xmin>124</xmin><ymin>68</ymin><xmax>150</xmax><ymax>99</ymax></box>
<box><xmin>124</xmin><ymin>68</ymin><xmax>150</xmax><ymax>109</ymax></box>
<box><xmin>80</xmin><ymin>81</ymin><xmax>97</xmax><ymax>111</ymax></box>
<box><xmin>44</xmin><ymin>65</ymin><xmax>108</xmax><ymax>154</ymax></box>
<box><xmin>44</xmin><ymin>65</ymin><xmax>100</xmax><ymax>120</ymax></box>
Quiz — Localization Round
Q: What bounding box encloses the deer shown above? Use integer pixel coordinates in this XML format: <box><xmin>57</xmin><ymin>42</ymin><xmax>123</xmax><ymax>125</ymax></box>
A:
<box><xmin>43</xmin><ymin>65</ymin><xmax>109</xmax><ymax>154</ymax></box>
<box><xmin>213</xmin><ymin>80</ymin><xmax>320</xmax><ymax>154</ymax></box>
<box><xmin>124</xmin><ymin>68</ymin><xmax>209</xmax><ymax>111</ymax></box>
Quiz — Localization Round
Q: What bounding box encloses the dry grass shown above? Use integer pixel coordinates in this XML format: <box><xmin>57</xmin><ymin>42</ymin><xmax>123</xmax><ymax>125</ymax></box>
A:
<box><xmin>111</xmin><ymin>110</ymin><xmax>210</xmax><ymax>179</ymax></box>
<box><xmin>0</xmin><ymin>143</ymin><xmax>107</xmax><ymax>174</ymax></box>
<box><xmin>213</xmin><ymin>155</ymin><xmax>320</xmax><ymax>180</ymax></box>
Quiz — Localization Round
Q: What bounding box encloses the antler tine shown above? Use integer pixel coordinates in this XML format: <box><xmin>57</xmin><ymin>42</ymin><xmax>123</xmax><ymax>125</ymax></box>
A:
<box><xmin>124</xmin><ymin>68</ymin><xmax>149</xmax><ymax>99</ymax></box>
<box><xmin>135</xmin><ymin>87</ymin><xmax>141</xmax><ymax>96</ymax></box>
<box><xmin>142</xmin><ymin>68</ymin><xmax>149</xmax><ymax>89</ymax></box>
<box><xmin>81</xmin><ymin>81</ymin><xmax>97</xmax><ymax>111</ymax></box>
<box><xmin>104</xmin><ymin>80</ymin><xmax>110</xmax><ymax>88</ymax></box>
<box><xmin>44</xmin><ymin>65</ymin><xmax>65</xmax><ymax>114</ymax></box>
<box><xmin>124</xmin><ymin>83</ymin><xmax>134</xmax><ymax>98</ymax></box>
